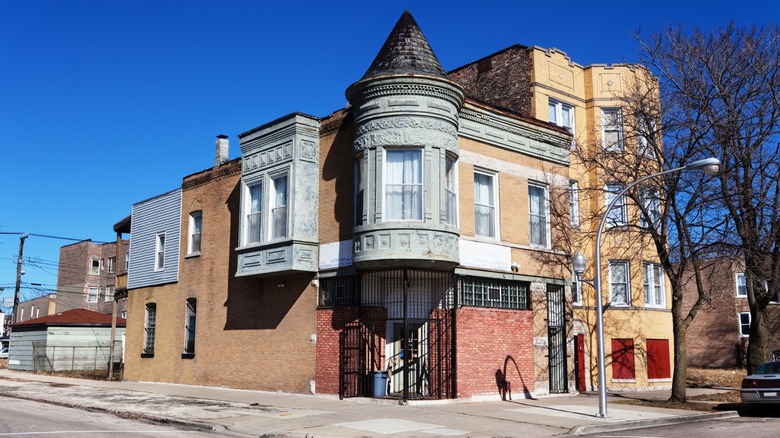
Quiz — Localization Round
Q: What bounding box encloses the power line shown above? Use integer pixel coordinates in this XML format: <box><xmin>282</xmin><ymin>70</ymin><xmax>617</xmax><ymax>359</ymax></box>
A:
<box><xmin>0</xmin><ymin>232</ymin><xmax>109</xmax><ymax>244</ymax></box>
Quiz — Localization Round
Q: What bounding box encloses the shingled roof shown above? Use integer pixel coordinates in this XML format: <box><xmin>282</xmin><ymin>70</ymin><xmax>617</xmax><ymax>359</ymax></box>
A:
<box><xmin>361</xmin><ymin>10</ymin><xmax>448</xmax><ymax>80</ymax></box>
<box><xmin>13</xmin><ymin>308</ymin><xmax>126</xmax><ymax>327</ymax></box>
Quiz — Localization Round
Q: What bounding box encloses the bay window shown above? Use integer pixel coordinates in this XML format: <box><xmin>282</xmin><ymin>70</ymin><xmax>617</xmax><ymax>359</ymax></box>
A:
<box><xmin>385</xmin><ymin>149</ymin><xmax>422</xmax><ymax>221</ymax></box>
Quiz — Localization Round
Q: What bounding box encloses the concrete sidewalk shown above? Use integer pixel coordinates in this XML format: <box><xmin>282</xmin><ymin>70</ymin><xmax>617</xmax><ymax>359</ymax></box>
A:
<box><xmin>0</xmin><ymin>369</ymin><xmax>740</xmax><ymax>437</ymax></box>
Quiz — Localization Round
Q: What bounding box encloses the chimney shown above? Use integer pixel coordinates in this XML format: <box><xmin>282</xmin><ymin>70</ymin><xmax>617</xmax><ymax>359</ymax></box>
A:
<box><xmin>215</xmin><ymin>134</ymin><xmax>229</xmax><ymax>166</ymax></box>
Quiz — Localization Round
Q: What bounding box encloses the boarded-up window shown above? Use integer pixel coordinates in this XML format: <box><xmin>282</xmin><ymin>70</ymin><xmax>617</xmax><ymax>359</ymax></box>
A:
<box><xmin>647</xmin><ymin>339</ymin><xmax>671</xmax><ymax>379</ymax></box>
<box><xmin>611</xmin><ymin>338</ymin><xmax>635</xmax><ymax>380</ymax></box>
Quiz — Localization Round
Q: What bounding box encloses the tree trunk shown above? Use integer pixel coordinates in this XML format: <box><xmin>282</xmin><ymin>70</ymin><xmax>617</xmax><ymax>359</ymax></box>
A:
<box><xmin>669</xmin><ymin>296</ymin><xmax>688</xmax><ymax>402</ymax></box>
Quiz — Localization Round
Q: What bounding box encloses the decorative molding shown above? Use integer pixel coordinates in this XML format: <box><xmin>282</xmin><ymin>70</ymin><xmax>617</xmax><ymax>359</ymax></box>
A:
<box><xmin>353</xmin><ymin>116</ymin><xmax>458</xmax><ymax>153</ymax></box>
<box><xmin>352</xmin><ymin>82</ymin><xmax>464</xmax><ymax>109</ymax></box>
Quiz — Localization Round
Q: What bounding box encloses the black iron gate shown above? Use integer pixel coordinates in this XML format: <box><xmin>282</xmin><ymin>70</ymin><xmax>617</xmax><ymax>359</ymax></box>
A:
<box><xmin>339</xmin><ymin>321</ymin><xmax>378</xmax><ymax>399</ymax></box>
<box><xmin>338</xmin><ymin>268</ymin><xmax>455</xmax><ymax>400</ymax></box>
<box><xmin>547</xmin><ymin>283</ymin><xmax>568</xmax><ymax>393</ymax></box>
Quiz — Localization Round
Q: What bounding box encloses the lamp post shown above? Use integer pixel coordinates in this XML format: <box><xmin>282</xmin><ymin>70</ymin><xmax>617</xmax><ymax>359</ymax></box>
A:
<box><xmin>573</xmin><ymin>157</ymin><xmax>720</xmax><ymax>418</ymax></box>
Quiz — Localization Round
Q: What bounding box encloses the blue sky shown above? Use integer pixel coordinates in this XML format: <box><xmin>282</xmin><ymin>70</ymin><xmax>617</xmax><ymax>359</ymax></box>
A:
<box><xmin>1</xmin><ymin>0</ymin><xmax>777</xmax><ymax>308</ymax></box>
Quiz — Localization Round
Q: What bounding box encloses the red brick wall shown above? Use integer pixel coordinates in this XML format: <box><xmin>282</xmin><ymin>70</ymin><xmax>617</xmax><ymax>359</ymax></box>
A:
<box><xmin>315</xmin><ymin>306</ymin><xmax>388</xmax><ymax>395</ymax></box>
<box><xmin>448</xmin><ymin>45</ymin><xmax>533</xmax><ymax>117</ymax></box>
<box><xmin>455</xmin><ymin>307</ymin><xmax>534</xmax><ymax>398</ymax></box>
<box><xmin>316</xmin><ymin>307</ymin><xmax>359</xmax><ymax>394</ymax></box>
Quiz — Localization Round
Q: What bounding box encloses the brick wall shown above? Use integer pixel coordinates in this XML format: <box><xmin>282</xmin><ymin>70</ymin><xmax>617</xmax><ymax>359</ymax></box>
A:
<box><xmin>448</xmin><ymin>45</ymin><xmax>533</xmax><ymax>117</ymax></box>
<box><xmin>455</xmin><ymin>307</ymin><xmax>534</xmax><ymax>398</ymax></box>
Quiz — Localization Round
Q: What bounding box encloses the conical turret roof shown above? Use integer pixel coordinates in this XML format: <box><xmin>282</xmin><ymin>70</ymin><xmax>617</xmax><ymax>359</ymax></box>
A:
<box><xmin>361</xmin><ymin>11</ymin><xmax>448</xmax><ymax>80</ymax></box>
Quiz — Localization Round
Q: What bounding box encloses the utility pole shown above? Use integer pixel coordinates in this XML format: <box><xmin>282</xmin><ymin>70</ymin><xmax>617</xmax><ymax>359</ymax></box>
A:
<box><xmin>11</xmin><ymin>233</ymin><xmax>28</xmax><ymax>325</ymax></box>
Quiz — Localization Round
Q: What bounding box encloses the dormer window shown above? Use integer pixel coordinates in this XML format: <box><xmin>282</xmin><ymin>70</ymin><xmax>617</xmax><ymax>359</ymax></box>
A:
<box><xmin>384</xmin><ymin>149</ymin><xmax>423</xmax><ymax>221</ymax></box>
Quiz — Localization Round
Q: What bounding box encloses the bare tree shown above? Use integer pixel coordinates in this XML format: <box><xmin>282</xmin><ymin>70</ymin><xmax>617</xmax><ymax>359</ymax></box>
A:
<box><xmin>636</xmin><ymin>23</ymin><xmax>780</xmax><ymax>382</ymax></box>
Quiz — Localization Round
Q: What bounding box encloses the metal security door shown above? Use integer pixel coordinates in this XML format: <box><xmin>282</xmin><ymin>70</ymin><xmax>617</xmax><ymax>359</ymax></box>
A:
<box><xmin>339</xmin><ymin>322</ymin><xmax>374</xmax><ymax>399</ymax></box>
<box><xmin>547</xmin><ymin>284</ymin><xmax>568</xmax><ymax>393</ymax></box>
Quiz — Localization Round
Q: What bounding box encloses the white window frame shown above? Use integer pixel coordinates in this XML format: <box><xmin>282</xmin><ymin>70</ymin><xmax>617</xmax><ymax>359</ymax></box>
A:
<box><xmin>640</xmin><ymin>187</ymin><xmax>661</xmax><ymax>230</ymax></box>
<box><xmin>444</xmin><ymin>154</ymin><xmax>458</xmax><ymax>227</ymax></box>
<box><xmin>572</xmin><ymin>271</ymin><xmax>582</xmax><ymax>306</ymax></box>
<box><xmin>107</xmin><ymin>257</ymin><xmax>116</xmax><ymax>274</ymax></box>
<box><xmin>473</xmin><ymin>169</ymin><xmax>499</xmax><ymax>239</ymax></box>
<box><xmin>154</xmin><ymin>233</ymin><xmax>165</xmax><ymax>271</ymax></box>
<box><xmin>643</xmin><ymin>262</ymin><xmax>665</xmax><ymax>308</ymax></box>
<box><xmin>605</xmin><ymin>184</ymin><xmax>627</xmax><ymax>227</ymax></box>
<box><xmin>609</xmin><ymin>260</ymin><xmax>630</xmax><ymax>306</ymax></box>
<box><xmin>90</xmin><ymin>258</ymin><xmax>101</xmax><ymax>275</ymax></box>
<box><xmin>244</xmin><ymin>182</ymin><xmax>263</xmax><ymax>245</ymax></box>
<box><xmin>739</xmin><ymin>311</ymin><xmax>751</xmax><ymax>337</ymax></box>
<box><xmin>269</xmin><ymin>173</ymin><xmax>289</xmax><ymax>240</ymax></box>
<box><xmin>105</xmin><ymin>285</ymin><xmax>114</xmax><ymax>303</ymax></box>
<box><xmin>602</xmin><ymin>107</ymin><xmax>624</xmax><ymax>151</ymax></box>
<box><xmin>736</xmin><ymin>273</ymin><xmax>747</xmax><ymax>297</ymax></box>
<box><xmin>188</xmin><ymin>211</ymin><xmax>202</xmax><ymax>255</ymax></box>
<box><xmin>637</xmin><ymin>116</ymin><xmax>658</xmax><ymax>158</ymax></box>
<box><xmin>384</xmin><ymin>148</ymin><xmax>423</xmax><ymax>221</ymax></box>
<box><xmin>528</xmin><ymin>183</ymin><xmax>550</xmax><ymax>248</ymax></box>
<box><xmin>87</xmin><ymin>287</ymin><xmax>99</xmax><ymax>303</ymax></box>
<box><xmin>569</xmin><ymin>180</ymin><xmax>579</xmax><ymax>227</ymax></box>
<box><xmin>549</xmin><ymin>99</ymin><xmax>575</xmax><ymax>133</ymax></box>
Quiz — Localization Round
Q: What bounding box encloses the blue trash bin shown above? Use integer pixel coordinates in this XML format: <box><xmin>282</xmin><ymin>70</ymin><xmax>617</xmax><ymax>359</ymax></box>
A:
<box><xmin>372</xmin><ymin>370</ymin><xmax>388</xmax><ymax>397</ymax></box>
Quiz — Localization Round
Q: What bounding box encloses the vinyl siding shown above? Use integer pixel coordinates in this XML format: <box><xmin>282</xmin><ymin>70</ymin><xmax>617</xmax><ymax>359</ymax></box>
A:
<box><xmin>127</xmin><ymin>188</ymin><xmax>181</xmax><ymax>289</ymax></box>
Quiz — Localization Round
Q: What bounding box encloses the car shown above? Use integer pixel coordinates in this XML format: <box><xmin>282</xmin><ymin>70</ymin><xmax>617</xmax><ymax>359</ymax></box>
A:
<box><xmin>0</xmin><ymin>347</ymin><xmax>7</xmax><ymax>359</ymax></box>
<box><xmin>741</xmin><ymin>361</ymin><xmax>780</xmax><ymax>405</ymax></box>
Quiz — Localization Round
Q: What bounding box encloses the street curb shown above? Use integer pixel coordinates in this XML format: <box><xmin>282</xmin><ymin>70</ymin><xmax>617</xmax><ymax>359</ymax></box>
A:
<box><xmin>569</xmin><ymin>410</ymin><xmax>740</xmax><ymax>435</ymax></box>
<box><xmin>0</xmin><ymin>391</ymin><xmax>222</xmax><ymax>434</ymax></box>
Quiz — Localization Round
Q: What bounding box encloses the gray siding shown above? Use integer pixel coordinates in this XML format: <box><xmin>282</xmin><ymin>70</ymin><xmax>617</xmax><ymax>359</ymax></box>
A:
<box><xmin>127</xmin><ymin>188</ymin><xmax>181</xmax><ymax>289</ymax></box>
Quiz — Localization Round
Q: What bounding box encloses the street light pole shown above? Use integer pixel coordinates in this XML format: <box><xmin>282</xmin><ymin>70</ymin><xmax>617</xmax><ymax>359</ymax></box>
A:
<box><xmin>577</xmin><ymin>157</ymin><xmax>719</xmax><ymax>418</ymax></box>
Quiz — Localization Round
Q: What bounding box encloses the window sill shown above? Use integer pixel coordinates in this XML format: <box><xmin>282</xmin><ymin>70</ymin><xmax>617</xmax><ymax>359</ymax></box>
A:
<box><xmin>648</xmin><ymin>378</ymin><xmax>672</xmax><ymax>383</ymax></box>
<box><xmin>185</xmin><ymin>252</ymin><xmax>201</xmax><ymax>259</ymax></box>
<box><xmin>181</xmin><ymin>353</ymin><xmax>195</xmax><ymax>359</ymax></box>
<box><xmin>141</xmin><ymin>353</ymin><xmax>154</xmax><ymax>358</ymax></box>
<box><xmin>611</xmin><ymin>379</ymin><xmax>637</xmax><ymax>383</ymax></box>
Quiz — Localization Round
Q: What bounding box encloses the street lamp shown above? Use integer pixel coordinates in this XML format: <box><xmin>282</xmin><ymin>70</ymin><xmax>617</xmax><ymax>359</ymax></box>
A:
<box><xmin>573</xmin><ymin>157</ymin><xmax>720</xmax><ymax>418</ymax></box>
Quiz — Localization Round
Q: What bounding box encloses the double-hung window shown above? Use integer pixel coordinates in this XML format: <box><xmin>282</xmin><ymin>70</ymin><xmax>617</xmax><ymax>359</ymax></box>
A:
<box><xmin>643</xmin><ymin>262</ymin><xmax>664</xmax><ymax>307</ymax></box>
<box><xmin>640</xmin><ymin>188</ymin><xmax>661</xmax><ymax>230</ymax></box>
<box><xmin>444</xmin><ymin>154</ymin><xmax>457</xmax><ymax>226</ymax></box>
<box><xmin>549</xmin><ymin>99</ymin><xmax>574</xmax><ymax>133</ymax></box>
<box><xmin>188</xmin><ymin>211</ymin><xmax>202</xmax><ymax>255</ymax></box>
<box><xmin>385</xmin><ymin>149</ymin><xmax>422</xmax><ymax>221</ymax></box>
<box><xmin>107</xmin><ymin>257</ymin><xmax>116</xmax><ymax>274</ymax></box>
<box><xmin>91</xmin><ymin>259</ymin><xmax>101</xmax><ymax>275</ymax></box>
<box><xmin>474</xmin><ymin>170</ymin><xmax>498</xmax><ymax>238</ymax></box>
<box><xmin>528</xmin><ymin>183</ymin><xmax>550</xmax><ymax>247</ymax></box>
<box><xmin>271</xmin><ymin>174</ymin><xmax>288</xmax><ymax>239</ymax></box>
<box><xmin>605</xmin><ymin>184</ymin><xmax>627</xmax><ymax>227</ymax></box>
<box><xmin>739</xmin><ymin>312</ymin><xmax>751</xmax><ymax>337</ymax></box>
<box><xmin>87</xmin><ymin>287</ymin><xmax>99</xmax><ymax>303</ymax></box>
<box><xmin>602</xmin><ymin>107</ymin><xmax>624</xmax><ymax>151</ymax></box>
<box><xmin>105</xmin><ymin>285</ymin><xmax>115</xmax><ymax>302</ymax></box>
<box><xmin>736</xmin><ymin>273</ymin><xmax>747</xmax><ymax>297</ymax></box>
<box><xmin>609</xmin><ymin>260</ymin><xmax>630</xmax><ymax>305</ymax></box>
<box><xmin>569</xmin><ymin>180</ymin><xmax>579</xmax><ymax>227</ymax></box>
<box><xmin>354</xmin><ymin>158</ymin><xmax>364</xmax><ymax>226</ymax></box>
<box><xmin>154</xmin><ymin>233</ymin><xmax>165</xmax><ymax>271</ymax></box>
<box><xmin>245</xmin><ymin>183</ymin><xmax>262</xmax><ymax>245</ymax></box>
<box><xmin>637</xmin><ymin>116</ymin><xmax>657</xmax><ymax>158</ymax></box>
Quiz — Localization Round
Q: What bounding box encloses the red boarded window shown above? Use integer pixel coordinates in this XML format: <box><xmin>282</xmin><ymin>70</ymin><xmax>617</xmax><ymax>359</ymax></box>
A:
<box><xmin>647</xmin><ymin>339</ymin><xmax>671</xmax><ymax>379</ymax></box>
<box><xmin>611</xmin><ymin>339</ymin><xmax>635</xmax><ymax>380</ymax></box>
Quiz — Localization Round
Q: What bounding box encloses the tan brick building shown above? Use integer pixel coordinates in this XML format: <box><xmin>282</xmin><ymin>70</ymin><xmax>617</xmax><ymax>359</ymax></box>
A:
<box><xmin>124</xmin><ymin>11</ymin><xmax>673</xmax><ymax>400</ymax></box>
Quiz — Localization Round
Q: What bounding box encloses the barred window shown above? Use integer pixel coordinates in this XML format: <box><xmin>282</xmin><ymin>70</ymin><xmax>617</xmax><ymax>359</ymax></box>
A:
<box><xmin>319</xmin><ymin>276</ymin><xmax>356</xmax><ymax>307</ymax></box>
<box><xmin>459</xmin><ymin>276</ymin><xmax>529</xmax><ymax>310</ymax></box>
